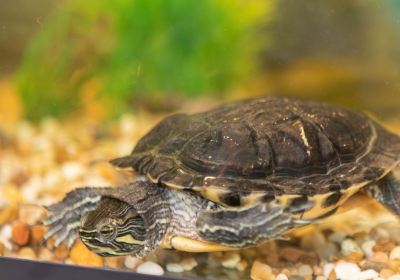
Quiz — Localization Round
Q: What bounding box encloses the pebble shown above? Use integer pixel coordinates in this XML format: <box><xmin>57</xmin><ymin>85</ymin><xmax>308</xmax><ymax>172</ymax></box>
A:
<box><xmin>69</xmin><ymin>240</ymin><xmax>103</xmax><ymax>267</ymax></box>
<box><xmin>323</xmin><ymin>263</ymin><xmax>335</xmax><ymax>278</ymax></box>
<box><xmin>329</xmin><ymin>231</ymin><xmax>347</xmax><ymax>244</ymax></box>
<box><xmin>319</xmin><ymin>242</ymin><xmax>338</xmax><ymax>260</ymax></box>
<box><xmin>390</xmin><ymin>246</ymin><xmax>400</xmax><ymax>260</ymax></box>
<box><xmin>388</xmin><ymin>275</ymin><xmax>400</xmax><ymax>280</ymax></box>
<box><xmin>341</xmin><ymin>239</ymin><xmax>364</xmax><ymax>256</ymax></box>
<box><xmin>31</xmin><ymin>225</ymin><xmax>46</xmax><ymax>245</ymax></box>
<box><xmin>276</xmin><ymin>274</ymin><xmax>288</xmax><ymax>280</ymax></box>
<box><xmin>315</xmin><ymin>276</ymin><xmax>327</xmax><ymax>280</ymax></box>
<box><xmin>297</xmin><ymin>264</ymin><xmax>313</xmax><ymax>277</ymax></box>
<box><xmin>180</xmin><ymin>257</ymin><xmax>197</xmax><ymax>271</ymax></box>
<box><xmin>0</xmin><ymin>224</ymin><xmax>13</xmax><ymax>250</ymax></box>
<box><xmin>380</xmin><ymin>269</ymin><xmax>395</xmax><ymax>278</ymax></box>
<box><xmin>11</xmin><ymin>221</ymin><xmax>30</xmax><ymax>246</ymax></box>
<box><xmin>361</xmin><ymin>240</ymin><xmax>376</xmax><ymax>257</ymax></box>
<box><xmin>221</xmin><ymin>252</ymin><xmax>241</xmax><ymax>269</ymax></box>
<box><xmin>334</xmin><ymin>261</ymin><xmax>360</xmax><ymax>280</ymax></box>
<box><xmin>369</xmin><ymin>251</ymin><xmax>389</xmax><ymax>263</ymax></box>
<box><xmin>280</xmin><ymin>247</ymin><xmax>306</xmax><ymax>263</ymax></box>
<box><xmin>251</xmin><ymin>261</ymin><xmax>274</xmax><ymax>280</ymax></box>
<box><xmin>166</xmin><ymin>263</ymin><xmax>184</xmax><ymax>273</ymax></box>
<box><xmin>124</xmin><ymin>256</ymin><xmax>141</xmax><ymax>270</ymax></box>
<box><xmin>355</xmin><ymin>269</ymin><xmax>379</xmax><ymax>280</ymax></box>
<box><xmin>104</xmin><ymin>257</ymin><xmax>123</xmax><ymax>269</ymax></box>
<box><xmin>18</xmin><ymin>247</ymin><xmax>36</xmax><ymax>260</ymax></box>
<box><xmin>136</xmin><ymin>261</ymin><xmax>164</xmax><ymax>276</ymax></box>
<box><xmin>38</xmin><ymin>248</ymin><xmax>52</xmax><ymax>261</ymax></box>
<box><xmin>237</xmin><ymin>259</ymin><xmax>248</xmax><ymax>272</ymax></box>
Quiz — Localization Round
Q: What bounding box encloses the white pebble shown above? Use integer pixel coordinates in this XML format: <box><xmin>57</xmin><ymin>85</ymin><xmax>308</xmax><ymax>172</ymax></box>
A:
<box><xmin>61</xmin><ymin>162</ymin><xmax>84</xmax><ymax>180</ymax></box>
<box><xmin>221</xmin><ymin>252</ymin><xmax>241</xmax><ymax>268</ymax></box>
<box><xmin>341</xmin><ymin>239</ymin><xmax>363</xmax><ymax>256</ymax></box>
<box><xmin>389</xmin><ymin>246</ymin><xmax>400</xmax><ymax>260</ymax></box>
<box><xmin>166</xmin><ymin>263</ymin><xmax>184</xmax><ymax>273</ymax></box>
<box><xmin>361</xmin><ymin>240</ymin><xmax>376</xmax><ymax>258</ymax></box>
<box><xmin>323</xmin><ymin>263</ymin><xmax>335</xmax><ymax>278</ymax></box>
<box><xmin>124</xmin><ymin>256</ymin><xmax>141</xmax><ymax>270</ymax></box>
<box><xmin>334</xmin><ymin>261</ymin><xmax>360</xmax><ymax>280</ymax></box>
<box><xmin>298</xmin><ymin>264</ymin><xmax>313</xmax><ymax>276</ymax></box>
<box><xmin>354</xmin><ymin>269</ymin><xmax>379</xmax><ymax>280</ymax></box>
<box><xmin>136</xmin><ymin>261</ymin><xmax>164</xmax><ymax>276</ymax></box>
<box><xmin>388</xmin><ymin>275</ymin><xmax>400</xmax><ymax>280</ymax></box>
<box><xmin>276</xmin><ymin>273</ymin><xmax>289</xmax><ymax>280</ymax></box>
<box><xmin>0</xmin><ymin>225</ymin><xmax>13</xmax><ymax>250</ymax></box>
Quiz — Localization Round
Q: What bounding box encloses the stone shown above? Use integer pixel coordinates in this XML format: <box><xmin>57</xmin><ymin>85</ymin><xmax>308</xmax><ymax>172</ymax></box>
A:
<box><xmin>369</xmin><ymin>251</ymin><xmax>389</xmax><ymax>263</ymax></box>
<box><xmin>318</xmin><ymin>242</ymin><xmax>338</xmax><ymax>260</ymax></box>
<box><xmin>166</xmin><ymin>263</ymin><xmax>184</xmax><ymax>273</ymax></box>
<box><xmin>389</xmin><ymin>246</ymin><xmax>400</xmax><ymax>260</ymax></box>
<box><xmin>31</xmin><ymin>225</ymin><xmax>46</xmax><ymax>245</ymax></box>
<box><xmin>341</xmin><ymin>239</ymin><xmax>363</xmax><ymax>256</ymax></box>
<box><xmin>380</xmin><ymin>268</ymin><xmax>395</xmax><ymax>278</ymax></box>
<box><xmin>388</xmin><ymin>275</ymin><xmax>400</xmax><ymax>280</ymax></box>
<box><xmin>297</xmin><ymin>264</ymin><xmax>313</xmax><ymax>277</ymax></box>
<box><xmin>328</xmin><ymin>231</ymin><xmax>347</xmax><ymax>244</ymax></box>
<box><xmin>11</xmin><ymin>221</ymin><xmax>30</xmax><ymax>246</ymax></box>
<box><xmin>70</xmin><ymin>240</ymin><xmax>103</xmax><ymax>267</ymax></box>
<box><xmin>354</xmin><ymin>269</ymin><xmax>379</xmax><ymax>280</ymax></box>
<box><xmin>180</xmin><ymin>257</ymin><xmax>198</xmax><ymax>271</ymax></box>
<box><xmin>237</xmin><ymin>259</ymin><xmax>248</xmax><ymax>272</ymax></box>
<box><xmin>221</xmin><ymin>252</ymin><xmax>241</xmax><ymax>269</ymax></box>
<box><xmin>276</xmin><ymin>274</ymin><xmax>288</xmax><ymax>280</ymax></box>
<box><xmin>361</xmin><ymin>240</ymin><xmax>376</xmax><ymax>258</ymax></box>
<box><xmin>334</xmin><ymin>261</ymin><xmax>360</xmax><ymax>279</ymax></box>
<box><xmin>124</xmin><ymin>256</ymin><xmax>141</xmax><ymax>270</ymax></box>
<box><xmin>53</xmin><ymin>244</ymin><xmax>69</xmax><ymax>260</ymax></box>
<box><xmin>315</xmin><ymin>276</ymin><xmax>327</xmax><ymax>280</ymax></box>
<box><xmin>251</xmin><ymin>261</ymin><xmax>274</xmax><ymax>280</ymax></box>
<box><xmin>38</xmin><ymin>248</ymin><xmax>52</xmax><ymax>261</ymax></box>
<box><xmin>104</xmin><ymin>257</ymin><xmax>124</xmax><ymax>269</ymax></box>
<box><xmin>280</xmin><ymin>247</ymin><xmax>306</xmax><ymax>263</ymax></box>
<box><xmin>323</xmin><ymin>263</ymin><xmax>335</xmax><ymax>278</ymax></box>
<box><xmin>136</xmin><ymin>261</ymin><xmax>164</xmax><ymax>276</ymax></box>
<box><xmin>18</xmin><ymin>247</ymin><xmax>36</xmax><ymax>260</ymax></box>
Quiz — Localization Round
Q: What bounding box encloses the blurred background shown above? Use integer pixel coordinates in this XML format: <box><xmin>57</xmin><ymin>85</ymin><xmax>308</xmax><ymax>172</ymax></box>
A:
<box><xmin>1</xmin><ymin>0</ymin><xmax>400</xmax><ymax>125</ymax></box>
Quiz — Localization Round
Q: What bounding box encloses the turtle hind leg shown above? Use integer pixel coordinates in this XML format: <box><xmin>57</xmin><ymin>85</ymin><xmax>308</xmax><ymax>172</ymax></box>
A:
<box><xmin>44</xmin><ymin>187</ymin><xmax>105</xmax><ymax>247</ymax></box>
<box><xmin>196</xmin><ymin>204</ymin><xmax>297</xmax><ymax>248</ymax></box>
<box><xmin>368</xmin><ymin>169</ymin><xmax>400</xmax><ymax>215</ymax></box>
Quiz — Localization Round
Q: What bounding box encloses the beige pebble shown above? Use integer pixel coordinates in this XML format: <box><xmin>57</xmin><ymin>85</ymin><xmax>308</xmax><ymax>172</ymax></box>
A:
<box><xmin>381</xmin><ymin>268</ymin><xmax>395</xmax><ymax>278</ymax></box>
<box><xmin>388</xmin><ymin>275</ymin><xmax>400</xmax><ymax>280</ymax></box>
<box><xmin>18</xmin><ymin>247</ymin><xmax>36</xmax><ymax>260</ymax></box>
<box><xmin>390</xmin><ymin>246</ymin><xmax>400</xmax><ymax>260</ymax></box>
<box><xmin>328</xmin><ymin>231</ymin><xmax>347</xmax><ymax>244</ymax></box>
<box><xmin>70</xmin><ymin>240</ymin><xmax>103</xmax><ymax>267</ymax></box>
<box><xmin>136</xmin><ymin>261</ymin><xmax>164</xmax><ymax>276</ymax></box>
<box><xmin>334</xmin><ymin>261</ymin><xmax>360</xmax><ymax>279</ymax></box>
<box><xmin>297</xmin><ymin>264</ymin><xmax>313</xmax><ymax>276</ymax></box>
<box><xmin>180</xmin><ymin>257</ymin><xmax>197</xmax><ymax>271</ymax></box>
<box><xmin>221</xmin><ymin>252</ymin><xmax>241</xmax><ymax>269</ymax></box>
<box><xmin>251</xmin><ymin>261</ymin><xmax>274</xmax><ymax>280</ymax></box>
<box><xmin>361</xmin><ymin>240</ymin><xmax>376</xmax><ymax>258</ymax></box>
<box><xmin>124</xmin><ymin>256</ymin><xmax>142</xmax><ymax>270</ymax></box>
<box><xmin>341</xmin><ymin>239</ymin><xmax>364</xmax><ymax>256</ymax></box>
<box><xmin>315</xmin><ymin>276</ymin><xmax>327</xmax><ymax>280</ymax></box>
<box><xmin>12</xmin><ymin>221</ymin><xmax>30</xmax><ymax>246</ymax></box>
<box><xmin>38</xmin><ymin>248</ymin><xmax>52</xmax><ymax>261</ymax></box>
<box><xmin>166</xmin><ymin>263</ymin><xmax>184</xmax><ymax>273</ymax></box>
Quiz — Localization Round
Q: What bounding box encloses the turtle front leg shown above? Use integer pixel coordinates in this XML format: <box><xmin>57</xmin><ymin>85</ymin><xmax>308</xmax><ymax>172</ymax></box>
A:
<box><xmin>368</xmin><ymin>167</ymin><xmax>400</xmax><ymax>215</ymax></box>
<box><xmin>44</xmin><ymin>187</ymin><xmax>106</xmax><ymax>247</ymax></box>
<box><xmin>196</xmin><ymin>204</ymin><xmax>300</xmax><ymax>248</ymax></box>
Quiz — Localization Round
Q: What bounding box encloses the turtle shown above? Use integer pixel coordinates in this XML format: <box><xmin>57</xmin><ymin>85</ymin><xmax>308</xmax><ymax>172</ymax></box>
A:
<box><xmin>44</xmin><ymin>97</ymin><xmax>400</xmax><ymax>257</ymax></box>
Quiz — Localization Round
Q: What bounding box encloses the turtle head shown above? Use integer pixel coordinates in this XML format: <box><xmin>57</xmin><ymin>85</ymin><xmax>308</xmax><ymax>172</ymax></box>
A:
<box><xmin>79</xmin><ymin>196</ymin><xmax>147</xmax><ymax>257</ymax></box>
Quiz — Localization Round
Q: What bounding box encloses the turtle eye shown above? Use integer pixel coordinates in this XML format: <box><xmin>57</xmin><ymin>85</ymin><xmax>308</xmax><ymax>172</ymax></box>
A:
<box><xmin>98</xmin><ymin>224</ymin><xmax>117</xmax><ymax>240</ymax></box>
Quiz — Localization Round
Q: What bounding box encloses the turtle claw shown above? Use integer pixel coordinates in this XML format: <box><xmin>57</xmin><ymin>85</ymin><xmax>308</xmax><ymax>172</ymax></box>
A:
<box><xmin>43</xmin><ymin>187</ymin><xmax>104</xmax><ymax>247</ymax></box>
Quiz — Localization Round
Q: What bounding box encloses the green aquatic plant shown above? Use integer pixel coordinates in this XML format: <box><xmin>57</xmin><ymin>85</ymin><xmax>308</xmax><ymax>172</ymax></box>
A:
<box><xmin>16</xmin><ymin>0</ymin><xmax>271</xmax><ymax>120</ymax></box>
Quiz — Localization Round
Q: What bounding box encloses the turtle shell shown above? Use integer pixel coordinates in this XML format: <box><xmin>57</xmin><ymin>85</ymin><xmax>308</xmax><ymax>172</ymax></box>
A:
<box><xmin>111</xmin><ymin>97</ymin><xmax>400</xmax><ymax>214</ymax></box>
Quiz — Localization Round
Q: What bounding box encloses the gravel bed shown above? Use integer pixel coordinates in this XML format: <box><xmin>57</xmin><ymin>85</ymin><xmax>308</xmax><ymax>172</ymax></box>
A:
<box><xmin>1</xmin><ymin>116</ymin><xmax>400</xmax><ymax>280</ymax></box>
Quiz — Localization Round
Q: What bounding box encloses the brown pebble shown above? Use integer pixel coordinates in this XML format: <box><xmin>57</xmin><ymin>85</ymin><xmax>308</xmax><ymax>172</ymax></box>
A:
<box><xmin>12</xmin><ymin>221</ymin><xmax>30</xmax><ymax>246</ymax></box>
<box><xmin>251</xmin><ymin>261</ymin><xmax>274</xmax><ymax>280</ymax></box>
<box><xmin>374</xmin><ymin>239</ymin><xmax>396</xmax><ymax>253</ymax></box>
<box><xmin>0</xmin><ymin>243</ymin><xmax>4</xmax><ymax>256</ymax></box>
<box><xmin>70</xmin><ymin>240</ymin><xmax>103</xmax><ymax>267</ymax></box>
<box><xmin>328</xmin><ymin>269</ymin><xmax>336</xmax><ymax>280</ymax></box>
<box><xmin>18</xmin><ymin>247</ymin><xmax>36</xmax><ymax>260</ymax></box>
<box><xmin>369</xmin><ymin>251</ymin><xmax>389</xmax><ymax>263</ymax></box>
<box><xmin>345</xmin><ymin>252</ymin><xmax>364</xmax><ymax>263</ymax></box>
<box><xmin>53</xmin><ymin>244</ymin><xmax>69</xmax><ymax>260</ymax></box>
<box><xmin>31</xmin><ymin>225</ymin><xmax>46</xmax><ymax>245</ymax></box>
<box><xmin>104</xmin><ymin>257</ymin><xmax>124</xmax><ymax>269</ymax></box>
<box><xmin>280</xmin><ymin>247</ymin><xmax>306</xmax><ymax>263</ymax></box>
<box><xmin>266</xmin><ymin>253</ymin><xmax>279</xmax><ymax>266</ymax></box>
<box><xmin>237</xmin><ymin>259</ymin><xmax>248</xmax><ymax>272</ymax></box>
